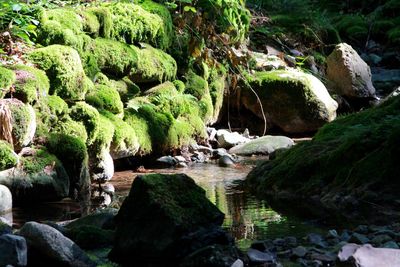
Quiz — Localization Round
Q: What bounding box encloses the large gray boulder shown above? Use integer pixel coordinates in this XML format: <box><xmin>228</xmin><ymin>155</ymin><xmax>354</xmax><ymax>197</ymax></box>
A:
<box><xmin>241</xmin><ymin>70</ymin><xmax>338</xmax><ymax>133</ymax></box>
<box><xmin>216</xmin><ymin>130</ymin><xmax>250</xmax><ymax>148</ymax></box>
<box><xmin>18</xmin><ymin>221</ymin><xmax>95</xmax><ymax>267</ymax></box>
<box><xmin>0</xmin><ymin>184</ymin><xmax>12</xmax><ymax>214</ymax></box>
<box><xmin>229</xmin><ymin>135</ymin><xmax>294</xmax><ymax>156</ymax></box>
<box><xmin>109</xmin><ymin>173</ymin><xmax>229</xmax><ymax>265</ymax></box>
<box><xmin>0</xmin><ymin>234</ymin><xmax>27</xmax><ymax>267</ymax></box>
<box><xmin>327</xmin><ymin>43</ymin><xmax>376</xmax><ymax>99</ymax></box>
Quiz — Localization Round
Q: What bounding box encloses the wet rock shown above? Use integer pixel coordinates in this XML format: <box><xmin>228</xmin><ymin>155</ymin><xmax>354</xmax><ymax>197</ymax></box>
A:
<box><xmin>0</xmin><ymin>184</ymin><xmax>12</xmax><ymax>214</ymax></box>
<box><xmin>309</xmin><ymin>252</ymin><xmax>336</xmax><ymax>263</ymax></box>
<box><xmin>340</xmin><ymin>230</ymin><xmax>351</xmax><ymax>242</ymax></box>
<box><xmin>156</xmin><ymin>155</ymin><xmax>177</xmax><ymax>167</ymax></box>
<box><xmin>285</xmin><ymin>236</ymin><xmax>297</xmax><ymax>247</ymax></box>
<box><xmin>192</xmin><ymin>151</ymin><xmax>207</xmax><ymax>163</ymax></box>
<box><xmin>177</xmin><ymin>162</ymin><xmax>188</xmax><ymax>168</ymax></box>
<box><xmin>292</xmin><ymin>246</ymin><xmax>307</xmax><ymax>258</ymax></box>
<box><xmin>307</xmin><ymin>233</ymin><xmax>327</xmax><ymax>248</ymax></box>
<box><xmin>327</xmin><ymin>229</ymin><xmax>339</xmax><ymax>239</ymax></box>
<box><xmin>231</xmin><ymin>259</ymin><xmax>244</xmax><ymax>267</ymax></box>
<box><xmin>0</xmin><ymin>220</ymin><xmax>12</xmax><ymax>235</ymax></box>
<box><xmin>66</xmin><ymin>225</ymin><xmax>114</xmax><ymax>250</ymax></box>
<box><xmin>0</xmin><ymin>234</ymin><xmax>27</xmax><ymax>267</ymax></box>
<box><xmin>229</xmin><ymin>135</ymin><xmax>294</xmax><ymax>156</ymax></box>
<box><xmin>383</xmin><ymin>241</ymin><xmax>399</xmax><ymax>249</ymax></box>
<box><xmin>216</xmin><ymin>130</ymin><xmax>250</xmax><ymax>149</ymax></box>
<box><xmin>109</xmin><ymin>173</ymin><xmax>226</xmax><ymax>265</ymax></box>
<box><xmin>218</xmin><ymin>155</ymin><xmax>236</xmax><ymax>167</ymax></box>
<box><xmin>371</xmin><ymin>234</ymin><xmax>392</xmax><ymax>246</ymax></box>
<box><xmin>66</xmin><ymin>209</ymin><xmax>117</xmax><ymax>230</ymax></box>
<box><xmin>354</xmin><ymin>225</ymin><xmax>369</xmax><ymax>234</ymax></box>
<box><xmin>91</xmin><ymin>151</ymin><xmax>114</xmax><ymax>182</ymax></box>
<box><xmin>247</xmin><ymin>248</ymin><xmax>276</xmax><ymax>265</ymax></box>
<box><xmin>349</xmin><ymin>233</ymin><xmax>370</xmax><ymax>244</ymax></box>
<box><xmin>19</xmin><ymin>221</ymin><xmax>95</xmax><ymax>267</ymax></box>
<box><xmin>372</xmin><ymin>69</ymin><xmax>400</xmax><ymax>96</ymax></box>
<box><xmin>327</xmin><ymin>43</ymin><xmax>376</xmax><ymax>99</ymax></box>
<box><xmin>180</xmin><ymin>244</ymin><xmax>243</xmax><ymax>267</ymax></box>
<box><xmin>174</xmin><ymin>156</ymin><xmax>187</xmax><ymax>163</ymax></box>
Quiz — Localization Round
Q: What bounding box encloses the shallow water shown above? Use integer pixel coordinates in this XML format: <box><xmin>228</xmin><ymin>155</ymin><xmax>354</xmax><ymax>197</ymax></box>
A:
<box><xmin>10</xmin><ymin>158</ymin><xmax>326</xmax><ymax>249</ymax></box>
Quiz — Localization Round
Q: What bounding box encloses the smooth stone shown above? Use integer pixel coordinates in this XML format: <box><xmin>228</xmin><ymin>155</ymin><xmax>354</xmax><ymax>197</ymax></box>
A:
<box><xmin>307</xmin><ymin>233</ymin><xmax>327</xmax><ymax>248</ymax></box>
<box><xmin>371</xmin><ymin>234</ymin><xmax>392</xmax><ymax>245</ymax></box>
<box><xmin>292</xmin><ymin>246</ymin><xmax>307</xmax><ymax>258</ymax></box>
<box><xmin>231</xmin><ymin>259</ymin><xmax>244</xmax><ymax>267</ymax></box>
<box><xmin>310</xmin><ymin>252</ymin><xmax>336</xmax><ymax>263</ymax></box>
<box><xmin>229</xmin><ymin>135</ymin><xmax>294</xmax><ymax>156</ymax></box>
<box><xmin>156</xmin><ymin>155</ymin><xmax>177</xmax><ymax>166</ymax></box>
<box><xmin>218</xmin><ymin>155</ymin><xmax>235</xmax><ymax>167</ymax></box>
<box><xmin>349</xmin><ymin>233</ymin><xmax>370</xmax><ymax>244</ymax></box>
<box><xmin>0</xmin><ymin>185</ymin><xmax>12</xmax><ymax>214</ymax></box>
<box><xmin>327</xmin><ymin>229</ymin><xmax>339</xmax><ymax>239</ymax></box>
<box><xmin>216</xmin><ymin>129</ymin><xmax>250</xmax><ymax>149</ymax></box>
<box><xmin>176</xmin><ymin>162</ymin><xmax>188</xmax><ymax>168</ymax></box>
<box><xmin>247</xmin><ymin>248</ymin><xmax>276</xmax><ymax>264</ymax></box>
<box><xmin>0</xmin><ymin>234</ymin><xmax>27</xmax><ymax>267</ymax></box>
<box><xmin>18</xmin><ymin>221</ymin><xmax>95</xmax><ymax>266</ymax></box>
<box><xmin>383</xmin><ymin>241</ymin><xmax>399</xmax><ymax>249</ymax></box>
<box><xmin>174</xmin><ymin>156</ymin><xmax>187</xmax><ymax>163</ymax></box>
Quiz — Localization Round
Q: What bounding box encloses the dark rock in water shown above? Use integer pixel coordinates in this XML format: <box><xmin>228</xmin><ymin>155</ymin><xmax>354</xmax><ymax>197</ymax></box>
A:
<box><xmin>354</xmin><ymin>225</ymin><xmax>369</xmax><ymax>234</ymax></box>
<box><xmin>156</xmin><ymin>155</ymin><xmax>177</xmax><ymax>167</ymax></box>
<box><xmin>349</xmin><ymin>233</ymin><xmax>370</xmax><ymax>244</ymax></box>
<box><xmin>18</xmin><ymin>221</ymin><xmax>95</xmax><ymax>267</ymax></box>
<box><xmin>0</xmin><ymin>234</ymin><xmax>27</xmax><ymax>267</ymax></box>
<box><xmin>307</xmin><ymin>233</ymin><xmax>327</xmax><ymax>248</ymax></box>
<box><xmin>291</xmin><ymin>246</ymin><xmax>307</xmax><ymax>258</ymax></box>
<box><xmin>109</xmin><ymin>173</ymin><xmax>227</xmax><ymax>266</ymax></box>
<box><xmin>180</xmin><ymin>244</ymin><xmax>243</xmax><ymax>267</ymax></box>
<box><xmin>218</xmin><ymin>155</ymin><xmax>235</xmax><ymax>167</ymax></box>
<box><xmin>246</xmin><ymin>248</ymin><xmax>277</xmax><ymax>265</ymax></box>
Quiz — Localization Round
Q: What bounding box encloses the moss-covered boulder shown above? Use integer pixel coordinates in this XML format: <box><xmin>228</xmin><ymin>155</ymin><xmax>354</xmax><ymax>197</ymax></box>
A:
<box><xmin>240</xmin><ymin>70</ymin><xmax>338</xmax><ymax>133</ymax></box>
<box><xmin>34</xmin><ymin>95</ymin><xmax>69</xmax><ymax>136</ymax></box>
<box><xmin>247</xmin><ymin>95</ymin><xmax>400</xmax><ymax>223</ymax></box>
<box><xmin>69</xmin><ymin>102</ymin><xmax>100</xmax><ymax>145</ymax></box>
<box><xmin>46</xmin><ymin>134</ymin><xmax>90</xmax><ymax>200</ymax></box>
<box><xmin>6</xmin><ymin>65</ymin><xmax>50</xmax><ymax>104</ymax></box>
<box><xmin>0</xmin><ymin>141</ymin><xmax>18</xmax><ymax>172</ymax></box>
<box><xmin>29</xmin><ymin>45</ymin><xmax>92</xmax><ymax>101</ymax></box>
<box><xmin>0</xmin><ymin>147</ymin><xmax>69</xmax><ymax>203</ymax></box>
<box><xmin>208</xmin><ymin>66</ymin><xmax>227</xmax><ymax>124</ymax></box>
<box><xmin>86</xmin><ymin>84</ymin><xmax>124</xmax><ymax>115</ymax></box>
<box><xmin>0</xmin><ymin>67</ymin><xmax>16</xmax><ymax>99</ymax></box>
<box><xmin>129</xmin><ymin>44</ymin><xmax>177</xmax><ymax>84</ymax></box>
<box><xmin>0</xmin><ymin>99</ymin><xmax>36</xmax><ymax>151</ymax></box>
<box><xmin>109</xmin><ymin>173</ymin><xmax>226</xmax><ymax>265</ymax></box>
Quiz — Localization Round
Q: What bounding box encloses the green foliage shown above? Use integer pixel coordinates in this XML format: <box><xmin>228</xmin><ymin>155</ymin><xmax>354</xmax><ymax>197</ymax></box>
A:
<box><xmin>29</xmin><ymin>45</ymin><xmax>92</xmax><ymax>101</ymax></box>
<box><xmin>0</xmin><ymin>140</ymin><xmax>18</xmax><ymax>171</ymax></box>
<box><xmin>0</xmin><ymin>1</ymin><xmax>39</xmax><ymax>43</ymax></box>
<box><xmin>86</xmin><ymin>84</ymin><xmax>124</xmax><ymax>115</ymax></box>
<box><xmin>7</xmin><ymin>65</ymin><xmax>50</xmax><ymax>104</ymax></box>
<box><xmin>0</xmin><ymin>66</ymin><xmax>16</xmax><ymax>98</ymax></box>
<box><xmin>334</xmin><ymin>14</ymin><xmax>368</xmax><ymax>42</ymax></box>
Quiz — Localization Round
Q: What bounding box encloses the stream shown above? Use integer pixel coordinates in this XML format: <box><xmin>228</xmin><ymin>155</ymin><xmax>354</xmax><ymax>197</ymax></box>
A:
<box><xmin>11</xmin><ymin>157</ymin><xmax>326</xmax><ymax>250</ymax></box>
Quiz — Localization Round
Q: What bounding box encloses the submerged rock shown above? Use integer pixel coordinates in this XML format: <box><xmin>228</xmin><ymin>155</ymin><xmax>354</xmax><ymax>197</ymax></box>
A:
<box><xmin>0</xmin><ymin>234</ymin><xmax>27</xmax><ymax>267</ymax></box>
<box><xmin>109</xmin><ymin>173</ymin><xmax>228</xmax><ymax>265</ymax></box>
<box><xmin>229</xmin><ymin>135</ymin><xmax>294</xmax><ymax>156</ymax></box>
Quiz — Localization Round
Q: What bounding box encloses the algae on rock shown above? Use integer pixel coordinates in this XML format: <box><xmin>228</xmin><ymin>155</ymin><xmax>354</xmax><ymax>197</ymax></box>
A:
<box><xmin>0</xmin><ymin>67</ymin><xmax>16</xmax><ymax>99</ymax></box>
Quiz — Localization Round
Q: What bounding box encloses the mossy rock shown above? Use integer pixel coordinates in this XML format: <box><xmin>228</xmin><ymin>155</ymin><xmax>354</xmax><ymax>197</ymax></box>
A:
<box><xmin>6</xmin><ymin>65</ymin><xmax>50</xmax><ymax>104</ymax></box>
<box><xmin>29</xmin><ymin>45</ymin><xmax>92</xmax><ymax>101</ymax></box>
<box><xmin>0</xmin><ymin>99</ymin><xmax>36</xmax><ymax>151</ymax></box>
<box><xmin>85</xmin><ymin>6</ymin><xmax>112</xmax><ymax>38</ymax></box>
<box><xmin>0</xmin><ymin>67</ymin><xmax>16</xmax><ymax>99</ymax></box>
<box><xmin>109</xmin><ymin>173</ymin><xmax>224</xmax><ymax>264</ymax></box>
<box><xmin>184</xmin><ymin>71</ymin><xmax>214</xmax><ymax>124</ymax></box>
<box><xmin>83</xmin><ymin>38</ymin><xmax>138</xmax><ymax>79</ymax></box>
<box><xmin>102</xmin><ymin>111</ymin><xmax>139</xmax><ymax>159</ymax></box>
<box><xmin>0</xmin><ymin>147</ymin><xmax>70</xmax><ymax>203</ymax></box>
<box><xmin>0</xmin><ymin>141</ymin><xmax>18</xmax><ymax>171</ymax></box>
<box><xmin>129</xmin><ymin>44</ymin><xmax>177</xmax><ymax>84</ymax></box>
<box><xmin>124</xmin><ymin>109</ymin><xmax>152</xmax><ymax>154</ymax></box>
<box><xmin>69</xmin><ymin>102</ymin><xmax>100</xmax><ymax>145</ymax></box>
<box><xmin>53</xmin><ymin>118</ymin><xmax>88</xmax><ymax>143</ymax></box>
<box><xmin>91</xmin><ymin>114</ymin><xmax>115</xmax><ymax>156</ymax></box>
<box><xmin>34</xmin><ymin>95</ymin><xmax>69</xmax><ymax>136</ymax></box>
<box><xmin>67</xmin><ymin>225</ymin><xmax>115</xmax><ymax>249</ymax></box>
<box><xmin>247</xmin><ymin>95</ymin><xmax>400</xmax><ymax>221</ymax></box>
<box><xmin>208</xmin><ymin>66</ymin><xmax>226</xmax><ymax>124</ymax></box>
<box><xmin>109</xmin><ymin>78</ymin><xmax>140</xmax><ymax>103</ymax></box>
<box><xmin>240</xmin><ymin>70</ymin><xmax>338</xmax><ymax>133</ymax></box>
<box><xmin>86</xmin><ymin>84</ymin><xmax>124</xmax><ymax>115</ymax></box>
<box><xmin>105</xmin><ymin>2</ymin><xmax>172</xmax><ymax>49</ymax></box>
<box><xmin>46</xmin><ymin>133</ymin><xmax>90</xmax><ymax>199</ymax></box>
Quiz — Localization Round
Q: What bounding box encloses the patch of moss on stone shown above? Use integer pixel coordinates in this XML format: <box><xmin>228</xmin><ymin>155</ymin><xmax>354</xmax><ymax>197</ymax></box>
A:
<box><xmin>173</xmin><ymin>80</ymin><xmax>185</xmax><ymax>93</ymax></box>
<box><xmin>34</xmin><ymin>95</ymin><xmax>68</xmax><ymax>135</ymax></box>
<box><xmin>130</xmin><ymin>45</ymin><xmax>177</xmax><ymax>83</ymax></box>
<box><xmin>86</xmin><ymin>7</ymin><xmax>112</xmax><ymax>38</ymax></box>
<box><xmin>110</xmin><ymin>78</ymin><xmax>140</xmax><ymax>103</ymax></box>
<box><xmin>7</xmin><ymin>65</ymin><xmax>50</xmax><ymax>104</ymax></box>
<box><xmin>6</xmin><ymin>100</ymin><xmax>35</xmax><ymax>150</ymax></box>
<box><xmin>41</xmin><ymin>8</ymin><xmax>83</xmax><ymax>34</ymax></box>
<box><xmin>86</xmin><ymin>84</ymin><xmax>124</xmax><ymax>115</ymax></box>
<box><xmin>90</xmin><ymin>114</ymin><xmax>115</xmax><ymax>157</ymax></box>
<box><xmin>102</xmin><ymin>111</ymin><xmax>139</xmax><ymax>158</ymax></box>
<box><xmin>105</xmin><ymin>2</ymin><xmax>171</xmax><ymax>49</ymax></box>
<box><xmin>70</xmin><ymin>102</ymin><xmax>100</xmax><ymax>145</ymax></box>
<box><xmin>208</xmin><ymin>66</ymin><xmax>226</xmax><ymax>123</ymax></box>
<box><xmin>0</xmin><ymin>67</ymin><xmax>16</xmax><ymax>98</ymax></box>
<box><xmin>83</xmin><ymin>38</ymin><xmax>138</xmax><ymax>79</ymax></box>
<box><xmin>124</xmin><ymin>108</ymin><xmax>153</xmax><ymax>154</ymax></box>
<box><xmin>20</xmin><ymin>148</ymin><xmax>60</xmax><ymax>174</ymax></box>
<box><xmin>67</xmin><ymin>225</ymin><xmax>115</xmax><ymax>249</ymax></box>
<box><xmin>0</xmin><ymin>141</ymin><xmax>18</xmax><ymax>171</ymax></box>
<box><xmin>53</xmin><ymin>118</ymin><xmax>88</xmax><ymax>143</ymax></box>
<box><xmin>79</xmin><ymin>10</ymin><xmax>101</xmax><ymax>37</ymax></box>
<box><xmin>29</xmin><ymin>45</ymin><xmax>91</xmax><ymax>101</ymax></box>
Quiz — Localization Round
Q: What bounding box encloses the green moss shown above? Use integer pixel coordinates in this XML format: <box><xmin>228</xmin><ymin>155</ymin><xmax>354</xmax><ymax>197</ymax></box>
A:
<box><xmin>0</xmin><ymin>141</ymin><xmax>18</xmax><ymax>171</ymax></box>
<box><xmin>34</xmin><ymin>95</ymin><xmax>69</xmax><ymax>135</ymax></box>
<box><xmin>7</xmin><ymin>101</ymin><xmax>34</xmax><ymax>149</ymax></box>
<box><xmin>123</xmin><ymin>108</ymin><xmax>152</xmax><ymax>154</ymax></box>
<box><xmin>208</xmin><ymin>67</ymin><xmax>226</xmax><ymax>123</ymax></box>
<box><xmin>130</xmin><ymin>45</ymin><xmax>177</xmax><ymax>83</ymax></box>
<box><xmin>83</xmin><ymin>38</ymin><xmax>138</xmax><ymax>79</ymax></box>
<box><xmin>0</xmin><ymin>67</ymin><xmax>16</xmax><ymax>98</ymax></box>
<box><xmin>68</xmin><ymin>225</ymin><xmax>114</xmax><ymax>249</ymax></box>
<box><xmin>334</xmin><ymin>14</ymin><xmax>368</xmax><ymax>41</ymax></box>
<box><xmin>248</xmin><ymin>95</ymin><xmax>400</xmax><ymax>198</ymax></box>
<box><xmin>91</xmin><ymin>114</ymin><xmax>115</xmax><ymax>155</ymax></box>
<box><xmin>7</xmin><ymin>65</ymin><xmax>50</xmax><ymax>104</ymax></box>
<box><xmin>53</xmin><ymin>118</ymin><xmax>88</xmax><ymax>143</ymax></box>
<box><xmin>102</xmin><ymin>111</ymin><xmax>139</xmax><ymax>157</ymax></box>
<box><xmin>86</xmin><ymin>84</ymin><xmax>124</xmax><ymax>114</ymax></box>
<box><xmin>79</xmin><ymin>10</ymin><xmax>101</xmax><ymax>37</ymax></box>
<box><xmin>109</xmin><ymin>78</ymin><xmax>140</xmax><ymax>103</ymax></box>
<box><xmin>86</xmin><ymin>7</ymin><xmax>112</xmax><ymax>38</ymax></box>
<box><xmin>173</xmin><ymin>80</ymin><xmax>185</xmax><ymax>93</ymax></box>
<box><xmin>70</xmin><ymin>102</ymin><xmax>100</xmax><ymax>145</ymax></box>
<box><xmin>40</xmin><ymin>8</ymin><xmax>83</xmax><ymax>34</ymax></box>
<box><xmin>184</xmin><ymin>71</ymin><xmax>213</xmax><ymax>123</ymax></box>
<box><xmin>29</xmin><ymin>45</ymin><xmax>91</xmax><ymax>101</ymax></box>
<box><xmin>106</xmin><ymin>2</ymin><xmax>171</xmax><ymax>49</ymax></box>
<box><xmin>20</xmin><ymin>148</ymin><xmax>60</xmax><ymax>174</ymax></box>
